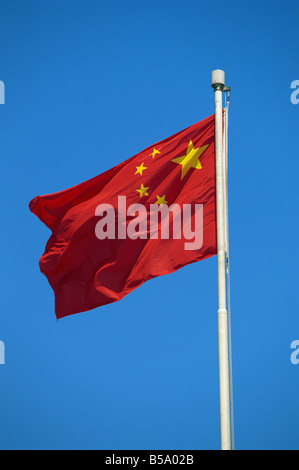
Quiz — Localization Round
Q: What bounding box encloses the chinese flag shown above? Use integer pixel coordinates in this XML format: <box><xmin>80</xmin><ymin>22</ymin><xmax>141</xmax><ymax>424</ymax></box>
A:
<box><xmin>29</xmin><ymin>114</ymin><xmax>217</xmax><ymax>319</ymax></box>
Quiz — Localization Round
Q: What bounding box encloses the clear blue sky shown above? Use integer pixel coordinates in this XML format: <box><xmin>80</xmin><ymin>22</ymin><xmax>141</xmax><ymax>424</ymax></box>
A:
<box><xmin>0</xmin><ymin>0</ymin><xmax>298</xmax><ymax>450</ymax></box>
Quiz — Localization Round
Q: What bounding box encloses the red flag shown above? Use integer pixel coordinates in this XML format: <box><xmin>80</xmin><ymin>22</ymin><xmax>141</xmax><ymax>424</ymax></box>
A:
<box><xmin>29</xmin><ymin>114</ymin><xmax>216</xmax><ymax>319</ymax></box>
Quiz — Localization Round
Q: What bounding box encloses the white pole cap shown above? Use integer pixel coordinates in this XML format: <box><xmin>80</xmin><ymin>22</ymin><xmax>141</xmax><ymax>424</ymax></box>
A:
<box><xmin>211</xmin><ymin>69</ymin><xmax>225</xmax><ymax>88</ymax></box>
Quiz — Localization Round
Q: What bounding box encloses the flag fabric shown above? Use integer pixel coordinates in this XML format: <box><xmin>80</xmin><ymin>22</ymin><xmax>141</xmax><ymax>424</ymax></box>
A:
<box><xmin>29</xmin><ymin>114</ymin><xmax>217</xmax><ymax>319</ymax></box>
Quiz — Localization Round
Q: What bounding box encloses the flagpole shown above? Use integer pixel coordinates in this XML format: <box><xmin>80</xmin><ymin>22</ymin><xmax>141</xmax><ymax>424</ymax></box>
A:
<box><xmin>211</xmin><ymin>69</ymin><xmax>231</xmax><ymax>450</ymax></box>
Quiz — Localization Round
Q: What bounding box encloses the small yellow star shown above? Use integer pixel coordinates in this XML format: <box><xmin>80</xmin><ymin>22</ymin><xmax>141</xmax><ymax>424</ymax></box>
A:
<box><xmin>154</xmin><ymin>195</ymin><xmax>168</xmax><ymax>206</ymax></box>
<box><xmin>150</xmin><ymin>148</ymin><xmax>161</xmax><ymax>159</ymax></box>
<box><xmin>135</xmin><ymin>162</ymin><xmax>147</xmax><ymax>176</ymax></box>
<box><xmin>136</xmin><ymin>183</ymin><xmax>150</xmax><ymax>198</ymax></box>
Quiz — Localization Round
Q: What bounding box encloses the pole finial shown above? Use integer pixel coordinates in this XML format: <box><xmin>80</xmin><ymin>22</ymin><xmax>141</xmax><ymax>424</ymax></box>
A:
<box><xmin>211</xmin><ymin>69</ymin><xmax>225</xmax><ymax>90</ymax></box>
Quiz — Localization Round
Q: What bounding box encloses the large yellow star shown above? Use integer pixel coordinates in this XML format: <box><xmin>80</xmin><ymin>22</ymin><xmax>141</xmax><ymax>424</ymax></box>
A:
<box><xmin>171</xmin><ymin>140</ymin><xmax>209</xmax><ymax>179</ymax></box>
<box><xmin>150</xmin><ymin>148</ymin><xmax>161</xmax><ymax>159</ymax></box>
<box><xmin>135</xmin><ymin>162</ymin><xmax>147</xmax><ymax>176</ymax></box>
<box><xmin>136</xmin><ymin>183</ymin><xmax>149</xmax><ymax>198</ymax></box>
<box><xmin>154</xmin><ymin>195</ymin><xmax>168</xmax><ymax>206</ymax></box>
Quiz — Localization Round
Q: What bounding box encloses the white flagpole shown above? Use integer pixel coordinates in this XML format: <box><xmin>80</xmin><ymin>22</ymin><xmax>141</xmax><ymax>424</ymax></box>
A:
<box><xmin>211</xmin><ymin>69</ymin><xmax>231</xmax><ymax>450</ymax></box>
